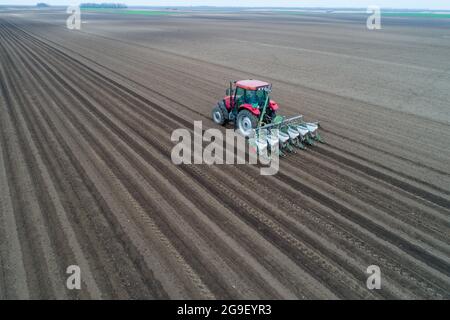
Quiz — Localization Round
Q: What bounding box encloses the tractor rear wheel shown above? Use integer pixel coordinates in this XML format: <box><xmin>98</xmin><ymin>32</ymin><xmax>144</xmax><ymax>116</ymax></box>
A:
<box><xmin>237</xmin><ymin>109</ymin><xmax>258</xmax><ymax>137</ymax></box>
<box><xmin>212</xmin><ymin>103</ymin><xmax>227</xmax><ymax>125</ymax></box>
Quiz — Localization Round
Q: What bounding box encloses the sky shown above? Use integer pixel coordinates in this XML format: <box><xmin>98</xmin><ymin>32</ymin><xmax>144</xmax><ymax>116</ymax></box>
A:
<box><xmin>1</xmin><ymin>1</ymin><xmax>450</xmax><ymax>10</ymax></box>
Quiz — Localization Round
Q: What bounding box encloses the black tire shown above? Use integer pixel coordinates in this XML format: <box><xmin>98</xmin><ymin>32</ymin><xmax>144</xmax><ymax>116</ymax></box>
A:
<box><xmin>218</xmin><ymin>101</ymin><xmax>229</xmax><ymax>122</ymax></box>
<box><xmin>211</xmin><ymin>103</ymin><xmax>227</xmax><ymax>125</ymax></box>
<box><xmin>236</xmin><ymin>109</ymin><xmax>258</xmax><ymax>137</ymax></box>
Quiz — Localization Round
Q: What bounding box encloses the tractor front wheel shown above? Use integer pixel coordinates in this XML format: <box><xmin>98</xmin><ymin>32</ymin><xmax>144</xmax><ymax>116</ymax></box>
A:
<box><xmin>237</xmin><ymin>109</ymin><xmax>258</xmax><ymax>137</ymax></box>
<box><xmin>211</xmin><ymin>103</ymin><xmax>227</xmax><ymax>125</ymax></box>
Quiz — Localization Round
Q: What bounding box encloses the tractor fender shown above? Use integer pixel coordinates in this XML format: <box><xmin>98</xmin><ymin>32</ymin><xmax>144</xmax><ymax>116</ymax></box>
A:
<box><xmin>269</xmin><ymin>100</ymin><xmax>279</xmax><ymax>111</ymax></box>
<box><xmin>239</xmin><ymin>104</ymin><xmax>260</xmax><ymax>116</ymax></box>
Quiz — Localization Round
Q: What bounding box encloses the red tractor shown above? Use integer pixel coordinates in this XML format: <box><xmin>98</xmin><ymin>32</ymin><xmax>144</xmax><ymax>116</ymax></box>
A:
<box><xmin>211</xmin><ymin>80</ymin><xmax>277</xmax><ymax>137</ymax></box>
<box><xmin>212</xmin><ymin>80</ymin><xmax>322</xmax><ymax>154</ymax></box>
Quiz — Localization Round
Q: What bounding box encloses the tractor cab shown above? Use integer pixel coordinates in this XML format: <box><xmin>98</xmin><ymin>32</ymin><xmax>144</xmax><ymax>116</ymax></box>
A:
<box><xmin>227</xmin><ymin>80</ymin><xmax>273</xmax><ymax>112</ymax></box>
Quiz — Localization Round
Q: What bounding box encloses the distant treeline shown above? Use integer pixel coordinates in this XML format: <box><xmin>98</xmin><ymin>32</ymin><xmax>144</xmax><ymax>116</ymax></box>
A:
<box><xmin>36</xmin><ymin>3</ymin><xmax>50</xmax><ymax>7</ymax></box>
<box><xmin>80</xmin><ymin>3</ymin><xmax>128</xmax><ymax>9</ymax></box>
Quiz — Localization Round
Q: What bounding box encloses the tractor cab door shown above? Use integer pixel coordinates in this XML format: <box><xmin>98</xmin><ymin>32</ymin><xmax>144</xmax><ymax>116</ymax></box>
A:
<box><xmin>234</xmin><ymin>87</ymin><xmax>245</xmax><ymax>107</ymax></box>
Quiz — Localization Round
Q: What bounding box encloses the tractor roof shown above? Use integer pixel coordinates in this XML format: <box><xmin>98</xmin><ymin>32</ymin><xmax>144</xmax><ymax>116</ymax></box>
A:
<box><xmin>236</xmin><ymin>80</ymin><xmax>270</xmax><ymax>90</ymax></box>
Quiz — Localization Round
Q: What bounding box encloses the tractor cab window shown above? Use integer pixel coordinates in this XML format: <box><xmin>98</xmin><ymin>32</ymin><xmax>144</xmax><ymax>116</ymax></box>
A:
<box><xmin>244</xmin><ymin>90</ymin><xmax>258</xmax><ymax>105</ymax></box>
<box><xmin>255</xmin><ymin>89</ymin><xmax>267</xmax><ymax>106</ymax></box>
<box><xmin>234</xmin><ymin>87</ymin><xmax>268</xmax><ymax>108</ymax></box>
